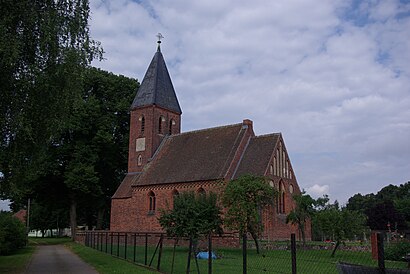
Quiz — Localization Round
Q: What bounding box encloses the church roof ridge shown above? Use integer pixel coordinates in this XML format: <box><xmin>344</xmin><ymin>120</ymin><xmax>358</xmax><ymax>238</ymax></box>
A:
<box><xmin>168</xmin><ymin>122</ymin><xmax>243</xmax><ymax>138</ymax></box>
<box><xmin>253</xmin><ymin>132</ymin><xmax>281</xmax><ymax>138</ymax></box>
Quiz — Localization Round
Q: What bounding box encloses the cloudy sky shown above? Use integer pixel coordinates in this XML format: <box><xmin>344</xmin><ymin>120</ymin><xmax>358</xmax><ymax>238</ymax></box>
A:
<box><xmin>89</xmin><ymin>0</ymin><xmax>410</xmax><ymax>204</ymax></box>
<box><xmin>3</xmin><ymin>0</ymin><xmax>408</xmax><ymax>211</ymax></box>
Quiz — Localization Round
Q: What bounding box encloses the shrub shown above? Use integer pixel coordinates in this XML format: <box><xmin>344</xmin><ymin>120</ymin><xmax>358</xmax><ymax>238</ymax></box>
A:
<box><xmin>384</xmin><ymin>241</ymin><xmax>410</xmax><ymax>262</ymax></box>
<box><xmin>0</xmin><ymin>211</ymin><xmax>27</xmax><ymax>255</ymax></box>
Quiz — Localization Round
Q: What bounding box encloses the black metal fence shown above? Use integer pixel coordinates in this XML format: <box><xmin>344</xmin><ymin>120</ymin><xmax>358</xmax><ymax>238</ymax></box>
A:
<box><xmin>77</xmin><ymin>231</ymin><xmax>410</xmax><ymax>274</ymax></box>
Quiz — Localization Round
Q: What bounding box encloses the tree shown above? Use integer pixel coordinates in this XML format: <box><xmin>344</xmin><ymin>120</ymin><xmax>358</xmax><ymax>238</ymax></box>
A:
<box><xmin>0</xmin><ymin>211</ymin><xmax>27</xmax><ymax>255</ymax></box>
<box><xmin>346</xmin><ymin>182</ymin><xmax>410</xmax><ymax>230</ymax></box>
<box><xmin>159</xmin><ymin>191</ymin><xmax>223</xmax><ymax>240</ymax></box>
<box><xmin>286</xmin><ymin>192</ymin><xmax>318</xmax><ymax>245</ymax></box>
<box><xmin>314</xmin><ymin>205</ymin><xmax>366</xmax><ymax>257</ymax></box>
<box><xmin>159</xmin><ymin>191</ymin><xmax>223</xmax><ymax>273</ymax></box>
<box><xmin>0</xmin><ymin>0</ymin><xmax>102</xmax><ymax>220</ymax></box>
<box><xmin>222</xmin><ymin>175</ymin><xmax>276</xmax><ymax>254</ymax></box>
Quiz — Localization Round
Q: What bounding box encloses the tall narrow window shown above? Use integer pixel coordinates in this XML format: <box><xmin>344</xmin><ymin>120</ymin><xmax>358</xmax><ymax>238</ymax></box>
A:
<box><xmin>172</xmin><ymin>189</ymin><xmax>179</xmax><ymax>207</ymax></box>
<box><xmin>137</xmin><ymin>155</ymin><xmax>143</xmax><ymax>166</ymax></box>
<box><xmin>276</xmin><ymin>149</ymin><xmax>279</xmax><ymax>176</ymax></box>
<box><xmin>158</xmin><ymin>117</ymin><xmax>163</xmax><ymax>134</ymax></box>
<box><xmin>278</xmin><ymin>182</ymin><xmax>285</xmax><ymax>214</ymax></box>
<box><xmin>169</xmin><ymin>119</ymin><xmax>174</xmax><ymax>134</ymax></box>
<box><xmin>269</xmin><ymin>164</ymin><xmax>273</xmax><ymax>175</ymax></box>
<box><xmin>140</xmin><ymin>116</ymin><xmax>145</xmax><ymax>135</ymax></box>
<box><xmin>273</xmin><ymin>157</ymin><xmax>277</xmax><ymax>176</ymax></box>
<box><xmin>148</xmin><ymin>191</ymin><xmax>156</xmax><ymax>213</ymax></box>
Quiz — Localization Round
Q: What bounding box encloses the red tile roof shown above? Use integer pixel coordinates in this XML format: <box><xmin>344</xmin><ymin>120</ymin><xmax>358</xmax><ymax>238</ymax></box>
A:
<box><xmin>234</xmin><ymin>134</ymin><xmax>280</xmax><ymax>178</ymax></box>
<box><xmin>134</xmin><ymin>123</ymin><xmax>247</xmax><ymax>186</ymax></box>
<box><xmin>112</xmin><ymin>173</ymin><xmax>141</xmax><ymax>199</ymax></box>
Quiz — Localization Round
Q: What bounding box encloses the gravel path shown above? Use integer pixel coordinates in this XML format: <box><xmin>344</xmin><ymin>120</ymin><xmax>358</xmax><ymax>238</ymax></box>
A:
<box><xmin>24</xmin><ymin>245</ymin><xmax>98</xmax><ymax>274</ymax></box>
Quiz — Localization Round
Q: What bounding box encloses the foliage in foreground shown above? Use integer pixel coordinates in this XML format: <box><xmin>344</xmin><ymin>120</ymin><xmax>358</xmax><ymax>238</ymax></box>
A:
<box><xmin>222</xmin><ymin>175</ymin><xmax>276</xmax><ymax>254</ymax></box>
<box><xmin>0</xmin><ymin>212</ymin><xmax>27</xmax><ymax>255</ymax></box>
<box><xmin>159</xmin><ymin>191</ymin><xmax>223</xmax><ymax>240</ymax></box>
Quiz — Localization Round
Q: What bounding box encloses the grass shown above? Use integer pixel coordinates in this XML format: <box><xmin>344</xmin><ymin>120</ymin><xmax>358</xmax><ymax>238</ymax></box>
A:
<box><xmin>0</xmin><ymin>245</ymin><xmax>34</xmax><ymax>274</ymax></box>
<box><xmin>89</xmin><ymin>242</ymin><xmax>409</xmax><ymax>274</ymax></box>
<box><xmin>65</xmin><ymin>242</ymin><xmax>158</xmax><ymax>274</ymax></box>
<box><xmin>0</xmin><ymin>237</ymin><xmax>158</xmax><ymax>274</ymax></box>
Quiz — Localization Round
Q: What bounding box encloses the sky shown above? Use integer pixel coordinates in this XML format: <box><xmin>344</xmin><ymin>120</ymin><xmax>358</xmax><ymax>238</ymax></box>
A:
<box><xmin>91</xmin><ymin>0</ymin><xmax>410</xmax><ymax>204</ymax></box>
<box><xmin>2</xmin><ymin>0</ymin><xmax>409</xmax><ymax>211</ymax></box>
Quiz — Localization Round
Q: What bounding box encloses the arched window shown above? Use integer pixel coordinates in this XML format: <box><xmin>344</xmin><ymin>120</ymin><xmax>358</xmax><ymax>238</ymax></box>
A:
<box><xmin>148</xmin><ymin>191</ymin><xmax>156</xmax><ymax>213</ymax></box>
<box><xmin>269</xmin><ymin>164</ymin><xmax>273</xmax><ymax>175</ymax></box>
<box><xmin>140</xmin><ymin>116</ymin><xmax>145</xmax><ymax>135</ymax></box>
<box><xmin>172</xmin><ymin>189</ymin><xmax>179</xmax><ymax>206</ymax></box>
<box><xmin>197</xmin><ymin>188</ymin><xmax>206</xmax><ymax>196</ymax></box>
<box><xmin>158</xmin><ymin>116</ymin><xmax>163</xmax><ymax>134</ymax></box>
<box><xmin>169</xmin><ymin>119</ymin><xmax>175</xmax><ymax>134</ymax></box>
<box><xmin>277</xmin><ymin>182</ymin><xmax>285</xmax><ymax>214</ymax></box>
<box><xmin>137</xmin><ymin>155</ymin><xmax>143</xmax><ymax>166</ymax></box>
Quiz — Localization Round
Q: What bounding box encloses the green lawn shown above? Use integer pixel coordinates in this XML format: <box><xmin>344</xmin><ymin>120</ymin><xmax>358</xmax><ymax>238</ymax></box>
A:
<box><xmin>91</xmin><ymin>242</ymin><xmax>408</xmax><ymax>274</ymax></box>
<box><xmin>0</xmin><ymin>245</ymin><xmax>34</xmax><ymax>274</ymax></box>
<box><xmin>65</xmin><ymin>242</ymin><xmax>158</xmax><ymax>273</ymax></box>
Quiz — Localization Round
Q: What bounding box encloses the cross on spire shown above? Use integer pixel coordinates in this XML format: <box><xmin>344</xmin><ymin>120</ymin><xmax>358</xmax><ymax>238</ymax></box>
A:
<box><xmin>157</xmin><ymin>33</ymin><xmax>164</xmax><ymax>43</ymax></box>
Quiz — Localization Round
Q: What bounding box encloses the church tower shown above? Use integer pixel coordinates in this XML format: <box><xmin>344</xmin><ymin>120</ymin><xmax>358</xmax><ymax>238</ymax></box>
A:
<box><xmin>128</xmin><ymin>36</ymin><xmax>182</xmax><ymax>173</ymax></box>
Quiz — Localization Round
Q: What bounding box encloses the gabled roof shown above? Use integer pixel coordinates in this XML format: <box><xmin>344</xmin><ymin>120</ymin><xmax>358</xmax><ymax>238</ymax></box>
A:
<box><xmin>134</xmin><ymin>123</ymin><xmax>247</xmax><ymax>186</ymax></box>
<box><xmin>131</xmin><ymin>47</ymin><xmax>182</xmax><ymax>114</ymax></box>
<box><xmin>234</xmin><ymin>133</ymin><xmax>280</xmax><ymax>178</ymax></box>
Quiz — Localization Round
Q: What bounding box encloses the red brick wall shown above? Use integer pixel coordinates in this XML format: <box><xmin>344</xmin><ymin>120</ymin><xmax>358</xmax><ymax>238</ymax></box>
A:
<box><xmin>128</xmin><ymin>106</ymin><xmax>181</xmax><ymax>173</ymax></box>
<box><xmin>110</xmin><ymin>181</ymin><xmax>225</xmax><ymax>232</ymax></box>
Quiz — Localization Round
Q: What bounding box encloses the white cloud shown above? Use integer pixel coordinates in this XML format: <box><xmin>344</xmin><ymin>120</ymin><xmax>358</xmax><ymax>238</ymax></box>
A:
<box><xmin>89</xmin><ymin>0</ymin><xmax>410</xmax><ymax>203</ymax></box>
<box><xmin>306</xmin><ymin>184</ymin><xmax>330</xmax><ymax>198</ymax></box>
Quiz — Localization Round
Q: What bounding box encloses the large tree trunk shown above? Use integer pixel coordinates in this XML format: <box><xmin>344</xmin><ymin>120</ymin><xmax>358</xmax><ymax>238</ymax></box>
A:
<box><xmin>70</xmin><ymin>199</ymin><xmax>77</xmax><ymax>241</ymax></box>
<box><xmin>96</xmin><ymin>207</ymin><xmax>105</xmax><ymax>230</ymax></box>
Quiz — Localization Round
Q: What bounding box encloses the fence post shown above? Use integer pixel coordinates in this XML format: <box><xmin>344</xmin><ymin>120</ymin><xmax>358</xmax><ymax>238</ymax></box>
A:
<box><xmin>105</xmin><ymin>231</ymin><xmax>108</xmax><ymax>253</ymax></box>
<box><xmin>117</xmin><ymin>232</ymin><xmax>120</xmax><ymax>257</ymax></box>
<box><xmin>243</xmin><ymin>233</ymin><xmax>247</xmax><ymax>274</ymax></box>
<box><xmin>145</xmin><ymin>233</ymin><xmax>148</xmax><ymax>265</ymax></box>
<box><xmin>186</xmin><ymin>238</ymin><xmax>193</xmax><ymax>274</ymax></box>
<box><xmin>110</xmin><ymin>232</ymin><xmax>113</xmax><ymax>255</ymax></box>
<box><xmin>208</xmin><ymin>233</ymin><xmax>212</xmax><ymax>274</ymax></box>
<box><xmin>291</xmin><ymin>233</ymin><xmax>297</xmax><ymax>274</ymax></box>
<box><xmin>125</xmin><ymin>233</ymin><xmax>128</xmax><ymax>260</ymax></box>
<box><xmin>133</xmin><ymin>233</ymin><xmax>137</xmax><ymax>263</ymax></box>
<box><xmin>157</xmin><ymin>234</ymin><xmax>163</xmax><ymax>271</ymax></box>
<box><xmin>377</xmin><ymin>233</ymin><xmax>385</xmax><ymax>273</ymax></box>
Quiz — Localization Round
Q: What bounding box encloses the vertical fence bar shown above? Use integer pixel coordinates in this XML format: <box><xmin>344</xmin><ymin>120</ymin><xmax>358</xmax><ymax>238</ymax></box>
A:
<box><xmin>117</xmin><ymin>232</ymin><xmax>120</xmax><ymax>257</ymax></box>
<box><xmin>291</xmin><ymin>233</ymin><xmax>297</xmax><ymax>274</ymax></box>
<box><xmin>124</xmin><ymin>233</ymin><xmax>128</xmax><ymax>260</ymax></box>
<box><xmin>133</xmin><ymin>233</ymin><xmax>137</xmax><ymax>263</ymax></box>
<box><xmin>157</xmin><ymin>234</ymin><xmax>163</xmax><ymax>271</ymax></box>
<box><xmin>145</xmin><ymin>233</ymin><xmax>148</xmax><ymax>265</ymax></box>
<box><xmin>105</xmin><ymin>231</ymin><xmax>108</xmax><ymax>253</ymax></box>
<box><xmin>100</xmin><ymin>232</ymin><xmax>103</xmax><ymax>251</ymax></box>
<box><xmin>110</xmin><ymin>232</ymin><xmax>113</xmax><ymax>255</ymax></box>
<box><xmin>208</xmin><ymin>233</ymin><xmax>212</xmax><ymax>274</ymax></box>
<box><xmin>242</xmin><ymin>233</ymin><xmax>247</xmax><ymax>274</ymax></box>
<box><xmin>186</xmin><ymin>238</ymin><xmax>193</xmax><ymax>274</ymax></box>
<box><xmin>377</xmin><ymin>233</ymin><xmax>385</xmax><ymax>273</ymax></box>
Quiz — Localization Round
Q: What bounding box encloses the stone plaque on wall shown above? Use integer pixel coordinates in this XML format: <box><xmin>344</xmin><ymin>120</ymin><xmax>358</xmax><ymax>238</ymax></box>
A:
<box><xmin>136</xmin><ymin>138</ymin><xmax>146</xmax><ymax>152</ymax></box>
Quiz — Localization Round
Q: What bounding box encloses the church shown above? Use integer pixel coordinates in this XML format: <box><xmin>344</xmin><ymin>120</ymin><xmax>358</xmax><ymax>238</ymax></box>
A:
<box><xmin>110</xmin><ymin>39</ymin><xmax>309</xmax><ymax>241</ymax></box>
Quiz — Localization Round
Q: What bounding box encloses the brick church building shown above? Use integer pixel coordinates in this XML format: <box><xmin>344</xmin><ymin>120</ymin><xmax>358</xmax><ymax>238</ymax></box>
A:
<box><xmin>110</xmin><ymin>41</ymin><xmax>310</xmax><ymax>241</ymax></box>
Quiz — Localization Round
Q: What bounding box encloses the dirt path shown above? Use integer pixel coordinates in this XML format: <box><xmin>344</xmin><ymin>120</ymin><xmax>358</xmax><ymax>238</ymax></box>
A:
<box><xmin>24</xmin><ymin>245</ymin><xmax>98</xmax><ymax>274</ymax></box>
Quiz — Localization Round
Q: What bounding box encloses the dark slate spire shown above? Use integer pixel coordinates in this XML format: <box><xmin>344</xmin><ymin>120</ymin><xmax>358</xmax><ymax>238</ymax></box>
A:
<box><xmin>131</xmin><ymin>36</ymin><xmax>182</xmax><ymax>114</ymax></box>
